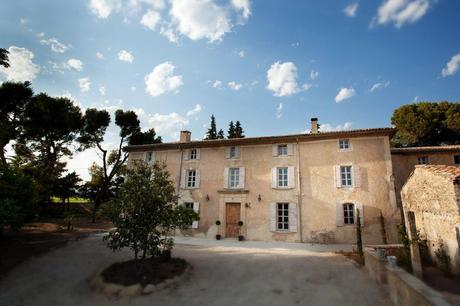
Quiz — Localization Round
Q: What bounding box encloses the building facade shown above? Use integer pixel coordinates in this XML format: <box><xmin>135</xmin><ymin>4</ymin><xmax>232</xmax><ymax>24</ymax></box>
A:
<box><xmin>127</xmin><ymin>120</ymin><xmax>400</xmax><ymax>244</ymax></box>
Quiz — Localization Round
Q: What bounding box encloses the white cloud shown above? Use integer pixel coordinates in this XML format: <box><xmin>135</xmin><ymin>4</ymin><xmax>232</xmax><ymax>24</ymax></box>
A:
<box><xmin>39</xmin><ymin>37</ymin><xmax>71</xmax><ymax>53</ymax></box>
<box><xmin>99</xmin><ymin>86</ymin><xmax>106</xmax><ymax>95</ymax></box>
<box><xmin>169</xmin><ymin>0</ymin><xmax>232</xmax><ymax>42</ymax></box>
<box><xmin>310</xmin><ymin>70</ymin><xmax>319</xmax><ymax>80</ymax></box>
<box><xmin>141</xmin><ymin>10</ymin><xmax>161</xmax><ymax>30</ymax></box>
<box><xmin>335</xmin><ymin>87</ymin><xmax>356</xmax><ymax>102</ymax></box>
<box><xmin>370</xmin><ymin>81</ymin><xmax>390</xmax><ymax>92</ymax></box>
<box><xmin>266</xmin><ymin>61</ymin><xmax>310</xmax><ymax>97</ymax></box>
<box><xmin>320</xmin><ymin>122</ymin><xmax>353</xmax><ymax>132</ymax></box>
<box><xmin>79</xmin><ymin>77</ymin><xmax>91</xmax><ymax>92</ymax></box>
<box><xmin>441</xmin><ymin>53</ymin><xmax>460</xmax><ymax>77</ymax></box>
<box><xmin>186</xmin><ymin>104</ymin><xmax>203</xmax><ymax>117</ymax></box>
<box><xmin>118</xmin><ymin>50</ymin><xmax>134</xmax><ymax>63</ymax></box>
<box><xmin>88</xmin><ymin>0</ymin><xmax>121</xmax><ymax>18</ymax></box>
<box><xmin>96</xmin><ymin>52</ymin><xmax>104</xmax><ymax>59</ymax></box>
<box><xmin>212</xmin><ymin>80</ymin><xmax>222</xmax><ymax>88</ymax></box>
<box><xmin>147</xmin><ymin>112</ymin><xmax>189</xmax><ymax>139</ymax></box>
<box><xmin>160</xmin><ymin>24</ymin><xmax>179</xmax><ymax>43</ymax></box>
<box><xmin>64</xmin><ymin>58</ymin><xmax>83</xmax><ymax>71</ymax></box>
<box><xmin>238</xmin><ymin>50</ymin><xmax>245</xmax><ymax>58</ymax></box>
<box><xmin>276</xmin><ymin>103</ymin><xmax>283</xmax><ymax>119</ymax></box>
<box><xmin>344</xmin><ymin>2</ymin><xmax>359</xmax><ymax>17</ymax></box>
<box><xmin>228</xmin><ymin>81</ymin><xmax>242</xmax><ymax>91</ymax></box>
<box><xmin>0</xmin><ymin>46</ymin><xmax>40</xmax><ymax>82</ymax></box>
<box><xmin>372</xmin><ymin>0</ymin><xmax>431</xmax><ymax>28</ymax></box>
<box><xmin>144</xmin><ymin>61</ymin><xmax>183</xmax><ymax>96</ymax></box>
<box><xmin>231</xmin><ymin>0</ymin><xmax>251</xmax><ymax>19</ymax></box>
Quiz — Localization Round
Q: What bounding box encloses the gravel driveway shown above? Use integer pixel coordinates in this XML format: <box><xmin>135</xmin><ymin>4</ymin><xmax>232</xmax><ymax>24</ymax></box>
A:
<box><xmin>0</xmin><ymin>235</ymin><xmax>392</xmax><ymax>306</ymax></box>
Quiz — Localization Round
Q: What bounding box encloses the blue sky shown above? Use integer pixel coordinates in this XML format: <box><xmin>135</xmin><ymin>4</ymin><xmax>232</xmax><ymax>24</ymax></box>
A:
<box><xmin>1</xmin><ymin>0</ymin><xmax>460</xmax><ymax>180</ymax></box>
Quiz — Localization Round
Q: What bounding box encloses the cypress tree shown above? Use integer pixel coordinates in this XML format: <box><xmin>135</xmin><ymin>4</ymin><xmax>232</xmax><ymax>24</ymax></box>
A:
<box><xmin>235</xmin><ymin>121</ymin><xmax>245</xmax><ymax>138</ymax></box>
<box><xmin>217</xmin><ymin>129</ymin><xmax>225</xmax><ymax>139</ymax></box>
<box><xmin>227</xmin><ymin>121</ymin><xmax>235</xmax><ymax>139</ymax></box>
<box><xmin>205</xmin><ymin>114</ymin><xmax>218</xmax><ymax>140</ymax></box>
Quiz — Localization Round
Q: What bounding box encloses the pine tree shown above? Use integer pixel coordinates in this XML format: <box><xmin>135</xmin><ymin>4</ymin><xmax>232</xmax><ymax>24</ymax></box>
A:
<box><xmin>235</xmin><ymin>121</ymin><xmax>245</xmax><ymax>138</ymax></box>
<box><xmin>205</xmin><ymin>114</ymin><xmax>218</xmax><ymax>140</ymax></box>
<box><xmin>227</xmin><ymin>121</ymin><xmax>235</xmax><ymax>139</ymax></box>
<box><xmin>217</xmin><ymin>129</ymin><xmax>225</xmax><ymax>139</ymax></box>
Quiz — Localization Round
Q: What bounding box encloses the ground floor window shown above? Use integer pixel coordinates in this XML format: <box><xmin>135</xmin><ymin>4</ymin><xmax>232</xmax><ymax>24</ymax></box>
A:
<box><xmin>277</xmin><ymin>203</ymin><xmax>289</xmax><ymax>230</ymax></box>
<box><xmin>184</xmin><ymin>202</ymin><xmax>194</xmax><ymax>226</ymax></box>
<box><xmin>343</xmin><ymin>203</ymin><xmax>355</xmax><ymax>225</ymax></box>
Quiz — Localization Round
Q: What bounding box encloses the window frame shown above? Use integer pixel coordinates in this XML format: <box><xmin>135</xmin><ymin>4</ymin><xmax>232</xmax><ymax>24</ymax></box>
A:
<box><xmin>229</xmin><ymin>146</ymin><xmax>237</xmax><ymax>159</ymax></box>
<box><xmin>277</xmin><ymin>167</ymin><xmax>289</xmax><ymax>188</ymax></box>
<box><xmin>277</xmin><ymin>144</ymin><xmax>288</xmax><ymax>156</ymax></box>
<box><xmin>228</xmin><ymin>167</ymin><xmax>240</xmax><ymax>189</ymax></box>
<box><xmin>343</xmin><ymin>203</ymin><xmax>355</xmax><ymax>225</ymax></box>
<box><xmin>417</xmin><ymin>156</ymin><xmax>428</xmax><ymax>165</ymax></box>
<box><xmin>339</xmin><ymin>139</ymin><xmax>350</xmax><ymax>150</ymax></box>
<box><xmin>144</xmin><ymin>151</ymin><xmax>153</xmax><ymax>162</ymax></box>
<box><xmin>276</xmin><ymin>202</ymin><xmax>289</xmax><ymax>231</ymax></box>
<box><xmin>186</xmin><ymin>169</ymin><xmax>196</xmax><ymax>188</ymax></box>
<box><xmin>340</xmin><ymin>165</ymin><xmax>353</xmax><ymax>187</ymax></box>
<box><xmin>189</xmin><ymin>149</ymin><xmax>197</xmax><ymax>160</ymax></box>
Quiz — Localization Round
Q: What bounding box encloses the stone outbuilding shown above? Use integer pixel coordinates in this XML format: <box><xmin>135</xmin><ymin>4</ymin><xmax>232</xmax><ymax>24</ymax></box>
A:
<box><xmin>401</xmin><ymin>165</ymin><xmax>460</xmax><ymax>274</ymax></box>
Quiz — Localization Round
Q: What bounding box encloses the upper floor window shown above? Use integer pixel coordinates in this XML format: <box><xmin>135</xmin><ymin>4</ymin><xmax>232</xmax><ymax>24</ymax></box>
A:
<box><xmin>343</xmin><ymin>203</ymin><xmax>355</xmax><ymax>225</ymax></box>
<box><xmin>229</xmin><ymin>168</ymin><xmax>240</xmax><ymax>188</ymax></box>
<box><xmin>277</xmin><ymin>203</ymin><xmax>289</xmax><ymax>231</ymax></box>
<box><xmin>277</xmin><ymin>167</ymin><xmax>289</xmax><ymax>187</ymax></box>
<box><xmin>278</xmin><ymin>144</ymin><xmax>288</xmax><ymax>156</ymax></box>
<box><xmin>187</xmin><ymin>170</ymin><xmax>196</xmax><ymax>188</ymax></box>
<box><xmin>229</xmin><ymin>146</ymin><xmax>237</xmax><ymax>159</ymax></box>
<box><xmin>417</xmin><ymin>156</ymin><xmax>428</xmax><ymax>165</ymax></box>
<box><xmin>144</xmin><ymin>151</ymin><xmax>153</xmax><ymax>162</ymax></box>
<box><xmin>189</xmin><ymin>149</ymin><xmax>197</xmax><ymax>160</ymax></box>
<box><xmin>340</xmin><ymin>166</ymin><xmax>353</xmax><ymax>187</ymax></box>
<box><xmin>339</xmin><ymin>139</ymin><xmax>350</xmax><ymax>150</ymax></box>
<box><xmin>454</xmin><ymin>155</ymin><xmax>460</xmax><ymax>165</ymax></box>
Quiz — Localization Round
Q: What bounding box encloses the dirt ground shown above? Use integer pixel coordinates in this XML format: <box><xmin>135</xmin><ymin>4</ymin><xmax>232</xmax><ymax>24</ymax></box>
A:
<box><xmin>0</xmin><ymin>218</ymin><xmax>112</xmax><ymax>279</ymax></box>
<box><xmin>0</xmin><ymin>235</ymin><xmax>393</xmax><ymax>306</ymax></box>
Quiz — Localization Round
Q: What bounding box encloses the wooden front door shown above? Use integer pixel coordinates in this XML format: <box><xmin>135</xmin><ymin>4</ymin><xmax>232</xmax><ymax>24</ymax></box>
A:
<box><xmin>225</xmin><ymin>203</ymin><xmax>241</xmax><ymax>238</ymax></box>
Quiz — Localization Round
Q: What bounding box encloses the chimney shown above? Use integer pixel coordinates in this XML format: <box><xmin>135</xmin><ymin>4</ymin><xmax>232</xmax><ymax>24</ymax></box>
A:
<box><xmin>180</xmin><ymin>130</ymin><xmax>191</xmax><ymax>142</ymax></box>
<box><xmin>310</xmin><ymin>118</ymin><xmax>319</xmax><ymax>134</ymax></box>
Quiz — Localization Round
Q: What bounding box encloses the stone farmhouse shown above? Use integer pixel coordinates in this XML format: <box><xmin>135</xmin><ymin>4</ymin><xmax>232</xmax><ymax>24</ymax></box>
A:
<box><xmin>127</xmin><ymin>119</ymin><xmax>401</xmax><ymax>244</ymax></box>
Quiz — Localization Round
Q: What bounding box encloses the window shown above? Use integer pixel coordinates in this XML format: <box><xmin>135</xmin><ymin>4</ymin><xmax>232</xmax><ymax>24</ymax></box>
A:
<box><xmin>339</xmin><ymin>139</ymin><xmax>350</xmax><ymax>150</ymax></box>
<box><xmin>454</xmin><ymin>155</ymin><xmax>460</xmax><ymax>165</ymax></box>
<box><xmin>340</xmin><ymin>166</ymin><xmax>353</xmax><ymax>187</ymax></box>
<box><xmin>417</xmin><ymin>156</ymin><xmax>428</xmax><ymax>165</ymax></box>
<box><xmin>189</xmin><ymin>149</ymin><xmax>197</xmax><ymax>160</ymax></box>
<box><xmin>229</xmin><ymin>146</ymin><xmax>237</xmax><ymax>159</ymax></box>
<box><xmin>277</xmin><ymin>203</ymin><xmax>289</xmax><ymax>230</ymax></box>
<box><xmin>229</xmin><ymin>168</ymin><xmax>240</xmax><ymax>188</ymax></box>
<box><xmin>144</xmin><ymin>151</ymin><xmax>153</xmax><ymax>162</ymax></box>
<box><xmin>187</xmin><ymin>170</ymin><xmax>196</xmax><ymax>188</ymax></box>
<box><xmin>343</xmin><ymin>203</ymin><xmax>355</xmax><ymax>225</ymax></box>
<box><xmin>277</xmin><ymin>167</ymin><xmax>288</xmax><ymax>187</ymax></box>
<box><xmin>185</xmin><ymin>202</ymin><xmax>194</xmax><ymax>226</ymax></box>
<box><xmin>278</xmin><ymin>144</ymin><xmax>288</xmax><ymax>156</ymax></box>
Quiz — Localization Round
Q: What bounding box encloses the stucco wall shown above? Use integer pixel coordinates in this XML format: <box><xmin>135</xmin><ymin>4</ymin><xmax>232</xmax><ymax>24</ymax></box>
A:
<box><xmin>129</xmin><ymin>135</ymin><xmax>399</xmax><ymax>244</ymax></box>
<box><xmin>401</xmin><ymin>168</ymin><xmax>460</xmax><ymax>274</ymax></box>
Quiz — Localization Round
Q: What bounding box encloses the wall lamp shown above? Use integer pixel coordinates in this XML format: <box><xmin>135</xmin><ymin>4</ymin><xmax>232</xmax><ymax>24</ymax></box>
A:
<box><xmin>258</xmin><ymin>194</ymin><xmax>262</xmax><ymax>202</ymax></box>
<box><xmin>206</xmin><ymin>194</ymin><xmax>210</xmax><ymax>201</ymax></box>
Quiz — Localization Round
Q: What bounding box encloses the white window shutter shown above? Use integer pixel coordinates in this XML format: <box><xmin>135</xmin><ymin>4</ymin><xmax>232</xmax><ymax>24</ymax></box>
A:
<box><xmin>272</xmin><ymin>145</ymin><xmax>278</xmax><ymax>156</ymax></box>
<box><xmin>238</xmin><ymin>167</ymin><xmax>245</xmax><ymax>189</ymax></box>
<box><xmin>223</xmin><ymin>168</ymin><xmax>229</xmax><ymax>189</ymax></box>
<box><xmin>289</xmin><ymin>203</ymin><xmax>298</xmax><ymax>233</ymax></box>
<box><xmin>196</xmin><ymin>149</ymin><xmax>201</xmax><ymax>160</ymax></box>
<box><xmin>288</xmin><ymin>166</ymin><xmax>295</xmax><ymax>189</ymax></box>
<box><xmin>271</xmin><ymin>167</ymin><xmax>277</xmax><ymax>188</ymax></box>
<box><xmin>287</xmin><ymin>144</ymin><xmax>294</xmax><ymax>156</ymax></box>
<box><xmin>336</xmin><ymin>202</ymin><xmax>344</xmax><ymax>226</ymax></box>
<box><xmin>269</xmin><ymin>203</ymin><xmax>277</xmax><ymax>232</ymax></box>
<box><xmin>195</xmin><ymin>170</ymin><xmax>201</xmax><ymax>188</ymax></box>
<box><xmin>225</xmin><ymin>147</ymin><xmax>231</xmax><ymax>159</ymax></box>
<box><xmin>184</xmin><ymin>150</ymin><xmax>190</xmax><ymax>161</ymax></box>
<box><xmin>180</xmin><ymin>169</ymin><xmax>186</xmax><ymax>189</ymax></box>
<box><xmin>334</xmin><ymin>166</ymin><xmax>341</xmax><ymax>188</ymax></box>
<box><xmin>353</xmin><ymin>165</ymin><xmax>361</xmax><ymax>188</ymax></box>
<box><xmin>192</xmin><ymin>202</ymin><xmax>199</xmax><ymax>229</ymax></box>
<box><xmin>355</xmin><ymin>203</ymin><xmax>364</xmax><ymax>226</ymax></box>
<box><xmin>235</xmin><ymin>146</ymin><xmax>240</xmax><ymax>158</ymax></box>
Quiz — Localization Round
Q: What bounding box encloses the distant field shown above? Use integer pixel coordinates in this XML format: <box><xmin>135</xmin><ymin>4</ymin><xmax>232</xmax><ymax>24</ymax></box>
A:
<box><xmin>51</xmin><ymin>197</ymin><xmax>91</xmax><ymax>204</ymax></box>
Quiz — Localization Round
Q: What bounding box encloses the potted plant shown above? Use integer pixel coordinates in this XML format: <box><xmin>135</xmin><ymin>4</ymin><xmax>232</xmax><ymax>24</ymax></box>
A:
<box><xmin>238</xmin><ymin>221</ymin><xmax>244</xmax><ymax>241</ymax></box>
<box><xmin>215</xmin><ymin>220</ymin><xmax>221</xmax><ymax>240</ymax></box>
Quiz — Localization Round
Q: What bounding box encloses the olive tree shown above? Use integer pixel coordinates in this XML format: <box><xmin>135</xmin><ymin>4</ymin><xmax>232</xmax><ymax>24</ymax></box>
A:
<box><xmin>103</xmin><ymin>161</ymin><xmax>198</xmax><ymax>263</ymax></box>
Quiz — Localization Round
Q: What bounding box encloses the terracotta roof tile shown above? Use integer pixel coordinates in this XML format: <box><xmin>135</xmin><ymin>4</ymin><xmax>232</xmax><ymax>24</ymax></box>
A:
<box><xmin>391</xmin><ymin>145</ymin><xmax>460</xmax><ymax>154</ymax></box>
<box><xmin>415</xmin><ymin>165</ymin><xmax>460</xmax><ymax>184</ymax></box>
